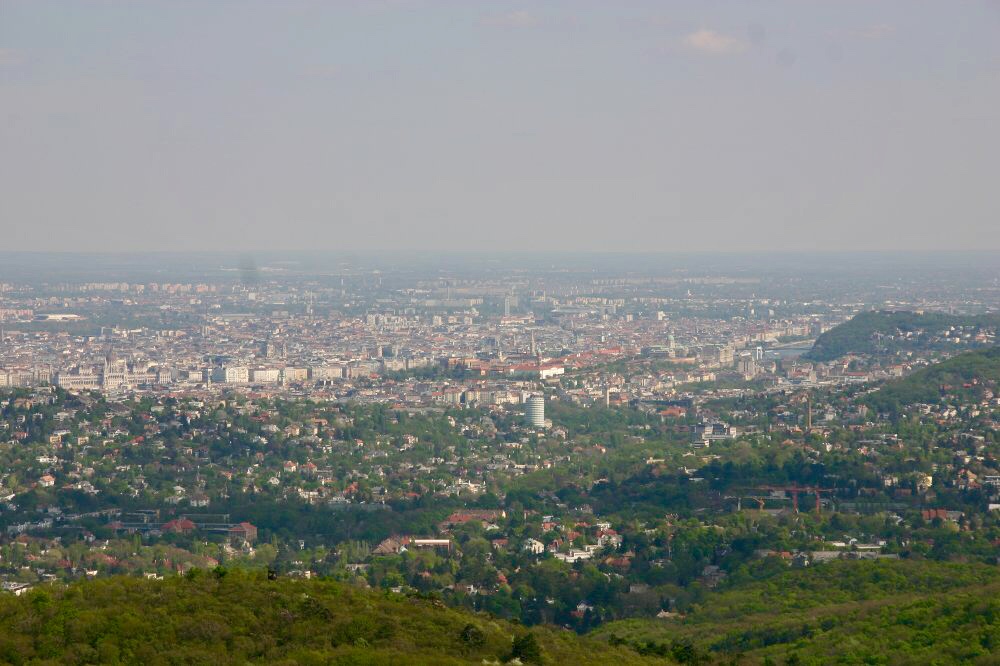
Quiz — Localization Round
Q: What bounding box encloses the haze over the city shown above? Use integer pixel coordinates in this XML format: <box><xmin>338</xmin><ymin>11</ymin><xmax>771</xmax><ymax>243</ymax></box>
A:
<box><xmin>2</xmin><ymin>0</ymin><xmax>999</xmax><ymax>252</ymax></box>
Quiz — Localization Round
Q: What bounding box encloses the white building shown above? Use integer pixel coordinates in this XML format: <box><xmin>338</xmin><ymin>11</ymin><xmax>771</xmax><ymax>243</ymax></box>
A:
<box><xmin>525</xmin><ymin>394</ymin><xmax>545</xmax><ymax>428</ymax></box>
<box><xmin>212</xmin><ymin>366</ymin><xmax>249</xmax><ymax>384</ymax></box>
<box><xmin>523</xmin><ymin>538</ymin><xmax>545</xmax><ymax>554</ymax></box>
<box><xmin>249</xmin><ymin>368</ymin><xmax>280</xmax><ymax>384</ymax></box>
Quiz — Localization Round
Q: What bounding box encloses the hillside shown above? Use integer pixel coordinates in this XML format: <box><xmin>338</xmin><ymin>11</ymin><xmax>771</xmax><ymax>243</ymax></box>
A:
<box><xmin>804</xmin><ymin>310</ymin><xmax>999</xmax><ymax>361</ymax></box>
<box><xmin>592</xmin><ymin>559</ymin><xmax>1000</xmax><ymax>664</ymax></box>
<box><xmin>4</xmin><ymin>538</ymin><xmax>1000</xmax><ymax>665</ymax></box>
<box><xmin>865</xmin><ymin>346</ymin><xmax>1000</xmax><ymax>412</ymax></box>
<box><xmin>0</xmin><ymin>570</ymin><xmax>654</xmax><ymax>665</ymax></box>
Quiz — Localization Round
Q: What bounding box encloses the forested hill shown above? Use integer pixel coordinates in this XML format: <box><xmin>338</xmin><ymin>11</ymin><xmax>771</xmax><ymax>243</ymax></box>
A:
<box><xmin>804</xmin><ymin>310</ymin><xmax>999</xmax><ymax>361</ymax></box>
<box><xmin>593</xmin><ymin>559</ymin><xmax>1000</xmax><ymax>664</ymax></box>
<box><xmin>0</xmin><ymin>571</ymin><xmax>654</xmax><ymax>665</ymax></box>
<box><xmin>865</xmin><ymin>346</ymin><xmax>1000</xmax><ymax>413</ymax></box>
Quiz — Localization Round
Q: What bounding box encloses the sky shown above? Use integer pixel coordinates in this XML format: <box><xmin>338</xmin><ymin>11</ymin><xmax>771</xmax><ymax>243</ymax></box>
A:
<box><xmin>1</xmin><ymin>1</ymin><xmax>999</xmax><ymax>253</ymax></box>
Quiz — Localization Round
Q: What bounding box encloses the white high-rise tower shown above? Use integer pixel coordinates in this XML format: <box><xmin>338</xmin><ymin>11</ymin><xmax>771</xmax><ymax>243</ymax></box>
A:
<box><xmin>525</xmin><ymin>394</ymin><xmax>545</xmax><ymax>428</ymax></box>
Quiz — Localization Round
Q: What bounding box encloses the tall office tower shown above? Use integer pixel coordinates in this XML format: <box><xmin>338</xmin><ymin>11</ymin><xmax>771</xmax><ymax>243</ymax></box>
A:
<box><xmin>503</xmin><ymin>295</ymin><xmax>511</xmax><ymax>317</ymax></box>
<box><xmin>525</xmin><ymin>394</ymin><xmax>545</xmax><ymax>428</ymax></box>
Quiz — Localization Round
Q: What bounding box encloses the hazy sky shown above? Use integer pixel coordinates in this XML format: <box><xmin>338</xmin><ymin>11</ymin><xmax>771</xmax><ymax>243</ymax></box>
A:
<box><xmin>2</xmin><ymin>1</ymin><xmax>999</xmax><ymax>253</ymax></box>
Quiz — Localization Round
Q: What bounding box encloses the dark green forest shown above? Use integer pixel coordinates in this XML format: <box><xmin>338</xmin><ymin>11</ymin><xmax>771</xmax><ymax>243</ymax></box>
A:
<box><xmin>4</xmin><ymin>560</ymin><xmax>1000</xmax><ymax>664</ymax></box>
<box><xmin>0</xmin><ymin>570</ymin><xmax>652</xmax><ymax>665</ymax></box>
<box><xmin>595</xmin><ymin>559</ymin><xmax>1000</xmax><ymax>664</ymax></box>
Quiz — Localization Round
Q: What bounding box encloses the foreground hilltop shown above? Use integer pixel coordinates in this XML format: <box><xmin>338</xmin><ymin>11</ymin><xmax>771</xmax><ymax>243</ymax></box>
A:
<box><xmin>593</xmin><ymin>559</ymin><xmax>1000</xmax><ymax>664</ymax></box>
<box><xmin>5</xmin><ymin>561</ymin><xmax>1000</xmax><ymax>664</ymax></box>
<box><xmin>0</xmin><ymin>570</ymin><xmax>654</xmax><ymax>665</ymax></box>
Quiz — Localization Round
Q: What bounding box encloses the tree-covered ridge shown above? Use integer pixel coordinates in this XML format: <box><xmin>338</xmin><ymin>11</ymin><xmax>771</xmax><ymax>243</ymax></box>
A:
<box><xmin>594</xmin><ymin>559</ymin><xmax>1000</xmax><ymax>664</ymax></box>
<box><xmin>865</xmin><ymin>346</ymin><xmax>1000</xmax><ymax>413</ymax></box>
<box><xmin>0</xmin><ymin>570</ymin><xmax>656</xmax><ymax>665</ymax></box>
<box><xmin>804</xmin><ymin>310</ymin><xmax>999</xmax><ymax>361</ymax></box>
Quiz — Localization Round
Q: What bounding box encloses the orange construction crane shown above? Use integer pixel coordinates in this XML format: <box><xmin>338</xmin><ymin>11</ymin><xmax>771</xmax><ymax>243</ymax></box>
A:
<box><xmin>755</xmin><ymin>485</ymin><xmax>834</xmax><ymax>514</ymax></box>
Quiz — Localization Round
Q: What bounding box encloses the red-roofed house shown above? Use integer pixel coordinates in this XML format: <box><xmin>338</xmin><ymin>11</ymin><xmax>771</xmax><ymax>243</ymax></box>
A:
<box><xmin>229</xmin><ymin>522</ymin><xmax>258</xmax><ymax>544</ymax></box>
<box><xmin>162</xmin><ymin>518</ymin><xmax>197</xmax><ymax>534</ymax></box>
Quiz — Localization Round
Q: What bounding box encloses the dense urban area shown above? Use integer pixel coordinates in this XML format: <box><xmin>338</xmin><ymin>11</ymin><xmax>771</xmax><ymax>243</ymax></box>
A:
<box><xmin>1</xmin><ymin>253</ymin><xmax>999</xmax><ymax>664</ymax></box>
